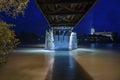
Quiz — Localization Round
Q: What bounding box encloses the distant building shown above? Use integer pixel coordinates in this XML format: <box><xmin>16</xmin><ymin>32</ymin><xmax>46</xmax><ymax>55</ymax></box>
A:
<box><xmin>77</xmin><ymin>31</ymin><xmax>119</xmax><ymax>44</ymax></box>
<box><xmin>93</xmin><ymin>32</ymin><xmax>118</xmax><ymax>41</ymax></box>
<box><xmin>91</xmin><ymin>27</ymin><xmax>95</xmax><ymax>35</ymax></box>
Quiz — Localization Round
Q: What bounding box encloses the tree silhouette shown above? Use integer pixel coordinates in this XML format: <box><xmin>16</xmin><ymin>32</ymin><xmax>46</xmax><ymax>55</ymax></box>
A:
<box><xmin>0</xmin><ymin>0</ymin><xmax>29</xmax><ymax>63</ymax></box>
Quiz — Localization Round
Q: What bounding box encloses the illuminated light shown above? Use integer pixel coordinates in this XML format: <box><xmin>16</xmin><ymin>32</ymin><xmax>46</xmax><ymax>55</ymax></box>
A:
<box><xmin>69</xmin><ymin>32</ymin><xmax>77</xmax><ymax>50</ymax></box>
<box><xmin>14</xmin><ymin>48</ymin><xmax>55</xmax><ymax>53</ymax></box>
<box><xmin>73</xmin><ymin>48</ymin><xmax>114</xmax><ymax>54</ymax></box>
<box><xmin>91</xmin><ymin>27</ymin><xmax>95</xmax><ymax>35</ymax></box>
<box><xmin>75</xmin><ymin>48</ymin><xmax>97</xmax><ymax>52</ymax></box>
<box><xmin>48</xmin><ymin>52</ymin><xmax>55</xmax><ymax>79</ymax></box>
<box><xmin>54</xmin><ymin>51</ymin><xmax>70</xmax><ymax>56</ymax></box>
<box><xmin>69</xmin><ymin>32</ymin><xmax>74</xmax><ymax>49</ymax></box>
<box><xmin>45</xmin><ymin>30</ymin><xmax>55</xmax><ymax>50</ymax></box>
<box><xmin>69</xmin><ymin>51</ymin><xmax>74</xmax><ymax>69</ymax></box>
<box><xmin>45</xmin><ymin>27</ymin><xmax>77</xmax><ymax>50</ymax></box>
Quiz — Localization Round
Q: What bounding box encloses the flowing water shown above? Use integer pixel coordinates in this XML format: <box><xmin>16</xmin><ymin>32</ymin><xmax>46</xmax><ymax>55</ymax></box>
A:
<box><xmin>0</xmin><ymin>44</ymin><xmax>120</xmax><ymax>80</ymax></box>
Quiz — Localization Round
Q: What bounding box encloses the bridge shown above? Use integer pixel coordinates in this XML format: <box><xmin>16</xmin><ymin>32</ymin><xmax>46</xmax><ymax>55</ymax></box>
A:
<box><xmin>35</xmin><ymin>0</ymin><xmax>97</xmax><ymax>50</ymax></box>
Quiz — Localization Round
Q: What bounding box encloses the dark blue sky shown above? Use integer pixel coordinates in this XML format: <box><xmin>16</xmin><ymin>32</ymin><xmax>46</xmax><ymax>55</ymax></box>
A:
<box><xmin>1</xmin><ymin>0</ymin><xmax>120</xmax><ymax>35</ymax></box>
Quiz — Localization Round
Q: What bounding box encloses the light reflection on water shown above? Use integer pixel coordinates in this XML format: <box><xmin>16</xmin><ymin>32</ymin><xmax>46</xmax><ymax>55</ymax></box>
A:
<box><xmin>79</xmin><ymin>43</ymin><xmax>120</xmax><ymax>50</ymax></box>
<box><xmin>13</xmin><ymin>45</ymin><xmax>120</xmax><ymax>80</ymax></box>
<box><xmin>14</xmin><ymin>48</ymin><xmax>55</xmax><ymax>53</ymax></box>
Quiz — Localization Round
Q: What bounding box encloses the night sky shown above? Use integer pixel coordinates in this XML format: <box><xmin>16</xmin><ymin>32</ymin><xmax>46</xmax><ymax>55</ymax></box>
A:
<box><xmin>1</xmin><ymin>0</ymin><xmax>120</xmax><ymax>36</ymax></box>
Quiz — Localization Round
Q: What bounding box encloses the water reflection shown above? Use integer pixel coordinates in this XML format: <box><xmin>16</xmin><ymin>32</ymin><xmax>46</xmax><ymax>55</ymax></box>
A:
<box><xmin>13</xmin><ymin>45</ymin><xmax>120</xmax><ymax>80</ymax></box>
<box><xmin>79</xmin><ymin>43</ymin><xmax>120</xmax><ymax>51</ymax></box>
<box><xmin>73</xmin><ymin>48</ymin><xmax>120</xmax><ymax>80</ymax></box>
<box><xmin>45</xmin><ymin>51</ymin><xmax>93</xmax><ymax>80</ymax></box>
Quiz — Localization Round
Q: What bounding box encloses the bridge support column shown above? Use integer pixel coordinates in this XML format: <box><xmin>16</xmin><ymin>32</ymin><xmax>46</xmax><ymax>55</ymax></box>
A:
<box><xmin>45</xmin><ymin>27</ymin><xmax>77</xmax><ymax>50</ymax></box>
<box><xmin>45</xmin><ymin>30</ymin><xmax>54</xmax><ymax>50</ymax></box>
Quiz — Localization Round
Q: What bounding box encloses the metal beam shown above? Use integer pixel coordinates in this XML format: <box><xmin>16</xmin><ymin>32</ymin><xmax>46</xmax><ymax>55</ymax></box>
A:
<box><xmin>44</xmin><ymin>11</ymin><xmax>84</xmax><ymax>15</ymax></box>
<box><xmin>51</xmin><ymin>23</ymin><xmax>76</xmax><ymax>27</ymax></box>
<box><xmin>36</xmin><ymin>0</ymin><xmax>93</xmax><ymax>4</ymax></box>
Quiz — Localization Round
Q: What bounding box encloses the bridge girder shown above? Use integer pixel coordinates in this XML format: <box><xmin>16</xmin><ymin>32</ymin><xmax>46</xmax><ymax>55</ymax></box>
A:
<box><xmin>35</xmin><ymin>0</ymin><xmax>97</xmax><ymax>27</ymax></box>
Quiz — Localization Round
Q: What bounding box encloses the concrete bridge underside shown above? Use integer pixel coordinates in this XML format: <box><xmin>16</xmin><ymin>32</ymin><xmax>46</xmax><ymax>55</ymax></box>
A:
<box><xmin>35</xmin><ymin>0</ymin><xmax>97</xmax><ymax>50</ymax></box>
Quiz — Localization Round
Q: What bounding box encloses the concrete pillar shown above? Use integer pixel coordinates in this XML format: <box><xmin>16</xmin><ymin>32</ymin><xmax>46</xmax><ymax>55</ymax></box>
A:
<box><xmin>45</xmin><ymin>27</ymin><xmax>77</xmax><ymax>50</ymax></box>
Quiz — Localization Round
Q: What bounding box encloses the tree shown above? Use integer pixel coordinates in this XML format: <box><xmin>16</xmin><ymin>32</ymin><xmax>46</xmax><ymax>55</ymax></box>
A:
<box><xmin>0</xmin><ymin>0</ymin><xmax>29</xmax><ymax>17</ymax></box>
<box><xmin>0</xmin><ymin>0</ymin><xmax>29</xmax><ymax>63</ymax></box>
